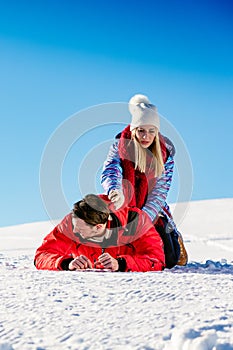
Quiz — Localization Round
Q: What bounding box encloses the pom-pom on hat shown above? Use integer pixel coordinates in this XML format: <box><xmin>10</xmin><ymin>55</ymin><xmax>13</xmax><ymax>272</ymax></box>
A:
<box><xmin>129</xmin><ymin>94</ymin><xmax>160</xmax><ymax>131</ymax></box>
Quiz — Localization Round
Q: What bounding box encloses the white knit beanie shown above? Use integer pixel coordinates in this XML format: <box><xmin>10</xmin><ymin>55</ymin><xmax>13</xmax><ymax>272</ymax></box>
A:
<box><xmin>129</xmin><ymin>94</ymin><xmax>160</xmax><ymax>131</ymax></box>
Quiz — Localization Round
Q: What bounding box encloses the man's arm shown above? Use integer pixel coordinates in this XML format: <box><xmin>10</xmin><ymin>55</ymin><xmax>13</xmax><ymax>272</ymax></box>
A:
<box><xmin>34</xmin><ymin>216</ymin><xmax>76</xmax><ymax>270</ymax></box>
<box><xmin>118</xmin><ymin>212</ymin><xmax>165</xmax><ymax>272</ymax></box>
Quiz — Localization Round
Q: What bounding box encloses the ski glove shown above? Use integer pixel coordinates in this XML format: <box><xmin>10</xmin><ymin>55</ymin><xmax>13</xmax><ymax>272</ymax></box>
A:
<box><xmin>108</xmin><ymin>189</ymin><xmax>125</xmax><ymax>210</ymax></box>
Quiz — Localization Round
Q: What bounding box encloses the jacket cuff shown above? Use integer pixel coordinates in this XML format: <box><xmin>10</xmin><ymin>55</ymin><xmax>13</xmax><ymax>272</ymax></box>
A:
<box><xmin>117</xmin><ymin>257</ymin><xmax>126</xmax><ymax>272</ymax></box>
<box><xmin>60</xmin><ymin>258</ymin><xmax>74</xmax><ymax>270</ymax></box>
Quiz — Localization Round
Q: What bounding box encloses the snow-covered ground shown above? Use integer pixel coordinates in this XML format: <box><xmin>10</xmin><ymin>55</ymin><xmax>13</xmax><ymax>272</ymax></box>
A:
<box><xmin>0</xmin><ymin>198</ymin><xmax>233</xmax><ymax>350</ymax></box>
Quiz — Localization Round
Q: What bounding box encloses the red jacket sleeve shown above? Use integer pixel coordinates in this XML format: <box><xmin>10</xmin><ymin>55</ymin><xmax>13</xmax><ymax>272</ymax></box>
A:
<box><xmin>34</xmin><ymin>215</ymin><xmax>75</xmax><ymax>270</ymax></box>
<box><xmin>119</xmin><ymin>211</ymin><xmax>165</xmax><ymax>272</ymax></box>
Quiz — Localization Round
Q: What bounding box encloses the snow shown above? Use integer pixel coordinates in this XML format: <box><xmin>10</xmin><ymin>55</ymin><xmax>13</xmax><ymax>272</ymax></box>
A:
<box><xmin>0</xmin><ymin>198</ymin><xmax>233</xmax><ymax>350</ymax></box>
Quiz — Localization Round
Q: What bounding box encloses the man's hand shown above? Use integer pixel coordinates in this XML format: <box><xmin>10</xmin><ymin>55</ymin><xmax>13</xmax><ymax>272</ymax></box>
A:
<box><xmin>68</xmin><ymin>255</ymin><xmax>93</xmax><ymax>270</ymax></box>
<box><xmin>97</xmin><ymin>252</ymin><xmax>119</xmax><ymax>271</ymax></box>
<box><xmin>108</xmin><ymin>189</ymin><xmax>125</xmax><ymax>210</ymax></box>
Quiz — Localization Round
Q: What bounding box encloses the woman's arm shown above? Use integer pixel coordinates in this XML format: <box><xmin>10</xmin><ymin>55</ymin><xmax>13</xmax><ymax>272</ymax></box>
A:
<box><xmin>101</xmin><ymin>140</ymin><xmax>123</xmax><ymax>194</ymax></box>
<box><xmin>142</xmin><ymin>155</ymin><xmax>174</xmax><ymax>222</ymax></box>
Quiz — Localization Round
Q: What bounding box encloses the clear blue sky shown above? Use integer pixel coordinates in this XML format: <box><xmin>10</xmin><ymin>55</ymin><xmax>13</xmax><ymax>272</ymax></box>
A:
<box><xmin>0</xmin><ymin>0</ymin><xmax>232</xmax><ymax>227</ymax></box>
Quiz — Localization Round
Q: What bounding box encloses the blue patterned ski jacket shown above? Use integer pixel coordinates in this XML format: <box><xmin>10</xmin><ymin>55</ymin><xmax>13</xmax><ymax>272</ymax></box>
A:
<box><xmin>101</xmin><ymin>135</ymin><xmax>177</xmax><ymax>230</ymax></box>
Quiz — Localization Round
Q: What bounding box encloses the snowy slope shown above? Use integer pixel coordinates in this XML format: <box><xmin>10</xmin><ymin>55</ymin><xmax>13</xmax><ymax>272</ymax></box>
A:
<box><xmin>0</xmin><ymin>198</ymin><xmax>233</xmax><ymax>350</ymax></box>
<box><xmin>171</xmin><ymin>198</ymin><xmax>233</xmax><ymax>262</ymax></box>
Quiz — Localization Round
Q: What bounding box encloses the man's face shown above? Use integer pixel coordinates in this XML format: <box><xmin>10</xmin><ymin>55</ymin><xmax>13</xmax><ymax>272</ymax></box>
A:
<box><xmin>72</xmin><ymin>216</ymin><xmax>99</xmax><ymax>239</ymax></box>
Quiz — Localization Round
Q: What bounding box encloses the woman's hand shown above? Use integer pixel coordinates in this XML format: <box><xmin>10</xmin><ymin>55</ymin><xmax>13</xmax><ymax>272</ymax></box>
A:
<box><xmin>108</xmin><ymin>189</ymin><xmax>125</xmax><ymax>210</ymax></box>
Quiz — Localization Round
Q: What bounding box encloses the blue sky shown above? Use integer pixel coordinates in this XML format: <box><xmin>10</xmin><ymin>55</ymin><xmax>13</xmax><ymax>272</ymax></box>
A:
<box><xmin>0</xmin><ymin>0</ymin><xmax>232</xmax><ymax>227</ymax></box>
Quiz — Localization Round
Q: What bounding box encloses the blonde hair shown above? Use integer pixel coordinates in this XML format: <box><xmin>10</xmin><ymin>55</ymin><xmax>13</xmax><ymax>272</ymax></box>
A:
<box><xmin>131</xmin><ymin>128</ymin><xmax>165</xmax><ymax>177</ymax></box>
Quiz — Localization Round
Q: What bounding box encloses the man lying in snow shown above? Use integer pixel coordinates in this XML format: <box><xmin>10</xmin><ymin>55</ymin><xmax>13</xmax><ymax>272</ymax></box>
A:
<box><xmin>34</xmin><ymin>194</ymin><xmax>165</xmax><ymax>272</ymax></box>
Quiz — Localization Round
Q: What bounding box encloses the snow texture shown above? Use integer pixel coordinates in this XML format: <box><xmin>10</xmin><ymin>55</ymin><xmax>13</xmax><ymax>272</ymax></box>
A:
<box><xmin>0</xmin><ymin>198</ymin><xmax>233</xmax><ymax>350</ymax></box>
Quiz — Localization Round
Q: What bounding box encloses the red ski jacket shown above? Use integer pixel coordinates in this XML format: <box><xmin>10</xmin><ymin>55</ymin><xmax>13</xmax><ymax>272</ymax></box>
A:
<box><xmin>34</xmin><ymin>197</ymin><xmax>165</xmax><ymax>272</ymax></box>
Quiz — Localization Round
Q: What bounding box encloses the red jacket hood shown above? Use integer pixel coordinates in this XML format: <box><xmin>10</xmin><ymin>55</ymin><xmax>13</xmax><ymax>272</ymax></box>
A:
<box><xmin>57</xmin><ymin>194</ymin><xmax>143</xmax><ymax>248</ymax></box>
